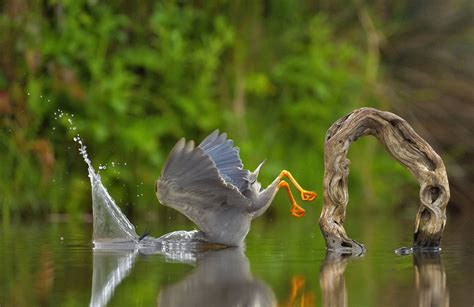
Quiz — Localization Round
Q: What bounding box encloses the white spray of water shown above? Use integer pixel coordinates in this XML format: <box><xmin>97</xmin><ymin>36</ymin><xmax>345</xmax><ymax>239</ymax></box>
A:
<box><xmin>73</xmin><ymin>134</ymin><xmax>139</xmax><ymax>246</ymax></box>
<box><xmin>58</xmin><ymin>109</ymin><xmax>198</xmax><ymax>253</ymax></box>
<box><xmin>73</xmin><ymin>133</ymin><xmax>195</xmax><ymax>250</ymax></box>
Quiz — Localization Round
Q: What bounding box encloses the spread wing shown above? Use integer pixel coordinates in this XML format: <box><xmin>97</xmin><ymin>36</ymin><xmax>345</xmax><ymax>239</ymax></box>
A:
<box><xmin>156</xmin><ymin>138</ymin><xmax>251</xmax><ymax>230</ymax></box>
<box><xmin>198</xmin><ymin>130</ymin><xmax>250</xmax><ymax>191</ymax></box>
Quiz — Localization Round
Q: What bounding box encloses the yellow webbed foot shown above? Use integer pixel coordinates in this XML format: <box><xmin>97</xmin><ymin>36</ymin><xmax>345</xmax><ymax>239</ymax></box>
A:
<box><xmin>301</xmin><ymin>190</ymin><xmax>317</xmax><ymax>201</ymax></box>
<box><xmin>290</xmin><ymin>205</ymin><xmax>305</xmax><ymax>218</ymax></box>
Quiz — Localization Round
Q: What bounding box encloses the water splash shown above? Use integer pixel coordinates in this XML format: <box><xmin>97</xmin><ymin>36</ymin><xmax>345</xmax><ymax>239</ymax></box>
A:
<box><xmin>74</xmin><ymin>135</ymin><xmax>138</xmax><ymax>246</ymax></box>
<box><xmin>72</xmin><ymin>132</ymin><xmax>198</xmax><ymax>255</ymax></box>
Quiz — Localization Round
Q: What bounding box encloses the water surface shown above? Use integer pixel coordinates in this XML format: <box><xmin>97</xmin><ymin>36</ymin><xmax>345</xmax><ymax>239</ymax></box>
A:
<box><xmin>1</xmin><ymin>212</ymin><xmax>472</xmax><ymax>306</ymax></box>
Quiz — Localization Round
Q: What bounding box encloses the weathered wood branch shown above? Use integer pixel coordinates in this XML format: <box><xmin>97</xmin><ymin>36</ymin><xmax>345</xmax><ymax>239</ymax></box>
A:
<box><xmin>319</xmin><ymin>107</ymin><xmax>450</xmax><ymax>253</ymax></box>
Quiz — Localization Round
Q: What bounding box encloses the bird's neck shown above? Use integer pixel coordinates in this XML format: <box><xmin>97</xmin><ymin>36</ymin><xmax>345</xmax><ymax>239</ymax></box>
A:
<box><xmin>250</xmin><ymin>177</ymin><xmax>280</xmax><ymax>218</ymax></box>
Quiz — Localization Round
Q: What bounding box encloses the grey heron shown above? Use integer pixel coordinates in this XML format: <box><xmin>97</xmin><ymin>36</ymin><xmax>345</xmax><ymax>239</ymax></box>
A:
<box><xmin>156</xmin><ymin>130</ymin><xmax>317</xmax><ymax>246</ymax></box>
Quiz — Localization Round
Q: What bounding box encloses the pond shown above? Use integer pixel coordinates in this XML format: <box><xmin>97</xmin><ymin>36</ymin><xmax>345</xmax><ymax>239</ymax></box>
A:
<box><xmin>1</xmin><ymin>209</ymin><xmax>472</xmax><ymax>307</ymax></box>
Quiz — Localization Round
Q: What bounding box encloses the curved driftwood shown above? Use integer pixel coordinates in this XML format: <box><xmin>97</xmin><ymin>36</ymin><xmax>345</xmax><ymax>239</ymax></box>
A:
<box><xmin>319</xmin><ymin>107</ymin><xmax>450</xmax><ymax>253</ymax></box>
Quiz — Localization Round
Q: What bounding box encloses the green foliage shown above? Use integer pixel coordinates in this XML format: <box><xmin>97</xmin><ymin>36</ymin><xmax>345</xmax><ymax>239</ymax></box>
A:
<box><xmin>0</xmin><ymin>0</ymin><xmax>412</xmax><ymax>218</ymax></box>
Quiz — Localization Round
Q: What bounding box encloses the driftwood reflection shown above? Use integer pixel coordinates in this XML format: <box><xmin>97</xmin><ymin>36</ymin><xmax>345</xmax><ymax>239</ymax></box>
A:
<box><xmin>319</xmin><ymin>251</ymin><xmax>362</xmax><ymax>307</ymax></box>
<box><xmin>319</xmin><ymin>250</ymin><xmax>449</xmax><ymax>307</ymax></box>
<box><xmin>157</xmin><ymin>247</ymin><xmax>276</xmax><ymax>306</ymax></box>
<box><xmin>414</xmin><ymin>252</ymin><xmax>449</xmax><ymax>307</ymax></box>
<box><xmin>89</xmin><ymin>246</ymin><xmax>275</xmax><ymax>307</ymax></box>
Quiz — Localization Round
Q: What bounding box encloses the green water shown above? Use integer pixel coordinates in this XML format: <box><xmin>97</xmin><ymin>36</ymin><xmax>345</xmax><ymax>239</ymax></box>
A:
<box><xmin>1</xmin><ymin>211</ymin><xmax>473</xmax><ymax>307</ymax></box>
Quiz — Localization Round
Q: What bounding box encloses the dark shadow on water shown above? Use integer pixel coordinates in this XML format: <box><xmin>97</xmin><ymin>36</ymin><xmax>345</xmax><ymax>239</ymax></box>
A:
<box><xmin>89</xmin><ymin>246</ymin><xmax>275</xmax><ymax>307</ymax></box>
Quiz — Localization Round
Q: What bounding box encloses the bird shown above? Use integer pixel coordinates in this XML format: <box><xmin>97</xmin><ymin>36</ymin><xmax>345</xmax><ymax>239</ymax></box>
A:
<box><xmin>155</xmin><ymin>130</ymin><xmax>317</xmax><ymax>246</ymax></box>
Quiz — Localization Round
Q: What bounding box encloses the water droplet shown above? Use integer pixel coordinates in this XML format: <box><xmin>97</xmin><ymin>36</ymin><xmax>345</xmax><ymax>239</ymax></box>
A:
<box><xmin>27</xmin><ymin>92</ymin><xmax>30</xmax><ymax>96</ymax></box>
<box><xmin>60</xmin><ymin>237</ymin><xmax>64</xmax><ymax>240</ymax></box>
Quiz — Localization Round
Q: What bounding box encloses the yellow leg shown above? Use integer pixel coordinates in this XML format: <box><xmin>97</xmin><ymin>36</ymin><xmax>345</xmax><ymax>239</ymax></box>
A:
<box><xmin>278</xmin><ymin>170</ymin><xmax>317</xmax><ymax>201</ymax></box>
<box><xmin>284</xmin><ymin>275</ymin><xmax>308</xmax><ymax>307</ymax></box>
<box><xmin>291</xmin><ymin>275</ymin><xmax>305</xmax><ymax>298</ymax></box>
<box><xmin>278</xmin><ymin>181</ymin><xmax>305</xmax><ymax>217</ymax></box>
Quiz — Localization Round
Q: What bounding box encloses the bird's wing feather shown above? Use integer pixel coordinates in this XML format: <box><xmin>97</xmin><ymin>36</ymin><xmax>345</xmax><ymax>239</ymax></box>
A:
<box><xmin>198</xmin><ymin>130</ymin><xmax>249</xmax><ymax>191</ymax></box>
<box><xmin>157</xmin><ymin>138</ymin><xmax>251</xmax><ymax>225</ymax></box>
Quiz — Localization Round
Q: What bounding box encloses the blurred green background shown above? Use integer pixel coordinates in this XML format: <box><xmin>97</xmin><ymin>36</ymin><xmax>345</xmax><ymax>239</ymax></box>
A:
<box><xmin>0</xmin><ymin>0</ymin><xmax>472</xmax><ymax>222</ymax></box>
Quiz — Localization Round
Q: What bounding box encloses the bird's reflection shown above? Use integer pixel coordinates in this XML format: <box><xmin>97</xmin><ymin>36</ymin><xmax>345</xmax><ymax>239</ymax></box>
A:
<box><xmin>413</xmin><ymin>252</ymin><xmax>449</xmax><ymax>307</ymax></box>
<box><xmin>319</xmin><ymin>251</ymin><xmax>363</xmax><ymax>307</ymax></box>
<box><xmin>89</xmin><ymin>246</ymin><xmax>276</xmax><ymax>307</ymax></box>
<box><xmin>157</xmin><ymin>247</ymin><xmax>276</xmax><ymax>306</ymax></box>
